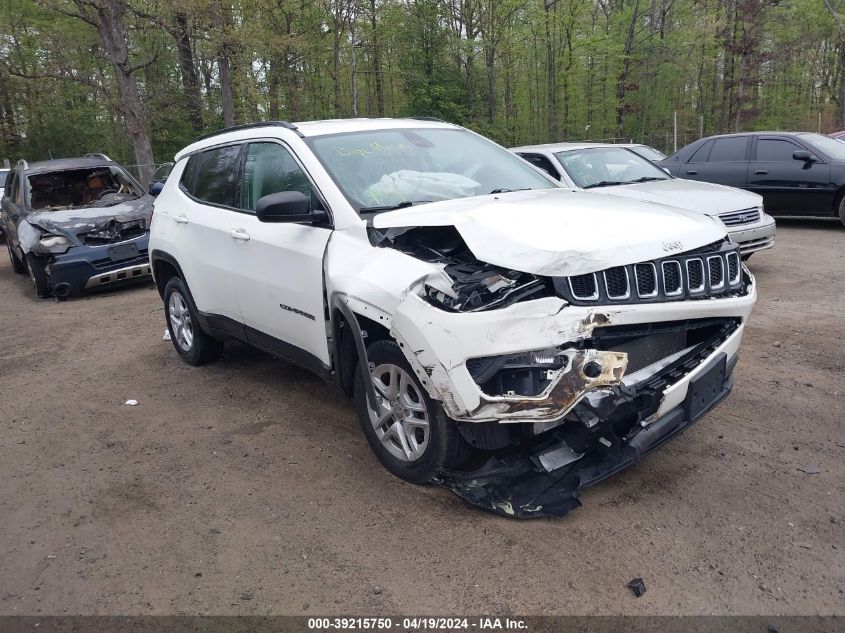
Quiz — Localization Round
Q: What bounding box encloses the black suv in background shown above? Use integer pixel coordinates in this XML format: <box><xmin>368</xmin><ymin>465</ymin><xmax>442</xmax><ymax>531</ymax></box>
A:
<box><xmin>660</xmin><ymin>132</ymin><xmax>845</xmax><ymax>226</ymax></box>
<box><xmin>1</xmin><ymin>156</ymin><xmax>153</xmax><ymax>298</ymax></box>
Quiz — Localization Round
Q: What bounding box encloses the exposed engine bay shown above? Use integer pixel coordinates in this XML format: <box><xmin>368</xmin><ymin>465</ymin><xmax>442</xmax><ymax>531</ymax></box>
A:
<box><xmin>369</xmin><ymin>224</ymin><xmax>554</xmax><ymax>311</ymax></box>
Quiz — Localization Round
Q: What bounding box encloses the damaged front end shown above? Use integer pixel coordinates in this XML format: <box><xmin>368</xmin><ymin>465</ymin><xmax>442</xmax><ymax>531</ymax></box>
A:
<box><xmin>17</xmin><ymin>201</ymin><xmax>153</xmax><ymax>298</ymax></box>
<box><xmin>368</xmin><ymin>218</ymin><xmax>755</xmax><ymax>518</ymax></box>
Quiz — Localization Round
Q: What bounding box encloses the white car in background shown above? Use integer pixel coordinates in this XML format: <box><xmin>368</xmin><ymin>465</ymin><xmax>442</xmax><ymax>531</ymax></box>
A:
<box><xmin>513</xmin><ymin>142</ymin><xmax>776</xmax><ymax>258</ymax></box>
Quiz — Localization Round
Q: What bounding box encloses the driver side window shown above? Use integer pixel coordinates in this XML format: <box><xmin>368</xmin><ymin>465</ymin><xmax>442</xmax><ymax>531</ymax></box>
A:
<box><xmin>240</xmin><ymin>142</ymin><xmax>319</xmax><ymax>213</ymax></box>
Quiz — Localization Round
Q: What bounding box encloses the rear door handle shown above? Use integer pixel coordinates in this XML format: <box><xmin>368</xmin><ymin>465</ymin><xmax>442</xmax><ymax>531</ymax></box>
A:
<box><xmin>174</xmin><ymin>214</ymin><xmax>189</xmax><ymax>224</ymax></box>
<box><xmin>754</xmin><ymin>169</ymin><xmax>768</xmax><ymax>175</ymax></box>
<box><xmin>229</xmin><ymin>228</ymin><xmax>250</xmax><ymax>242</ymax></box>
<box><xmin>686</xmin><ymin>170</ymin><xmax>698</xmax><ymax>175</ymax></box>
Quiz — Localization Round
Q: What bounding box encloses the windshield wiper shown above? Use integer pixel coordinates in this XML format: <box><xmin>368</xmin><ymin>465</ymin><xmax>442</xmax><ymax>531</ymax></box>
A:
<box><xmin>489</xmin><ymin>187</ymin><xmax>531</xmax><ymax>194</ymax></box>
<box><xmin>359</xmin><ymin>200</ymin><xmax>432</xmax><ymax>213</ymax></box>
<box><xmin>582</xmin><ymin>181</ymin><xmax>623</xmax><ymax>189</ymax></box>
<box><xmin>628</xmin><ymin>176</ymin><xmax>668</xmax><ymax>183</ymax></box>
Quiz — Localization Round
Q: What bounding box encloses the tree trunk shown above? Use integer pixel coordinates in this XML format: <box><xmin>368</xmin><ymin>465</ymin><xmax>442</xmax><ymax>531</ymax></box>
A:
<box><xmin>544</xmin><ymin>0</ymin><xmax>557</xmax><ymax>141</ymax></box>
<box><xmin>173</xmin><ymin>11</ymin><xmax>203</xmax><ymax>132</ymax></box>
<box><xmin>213</xmin><ymin>2</ymin><xmax>236</xmax><ymax>127</ymax></box>
<box><xmin>616</xmin><ymin>0</ymin><xmax>641</xmax><ymax>136</ymax></box>
<box><xmin>88</xmin><ymin>0</ymin><xmax>154</xmax><ymax>184</ymax></box>
<box><xmin>370</xmin><ymin>0</ymin><xmax>384</xmax><ymax>116</ymax></box>
<box><xmin>218</xmin><ymin>53</ymin><xmax>236</xmax><ymax>127</ymax></box>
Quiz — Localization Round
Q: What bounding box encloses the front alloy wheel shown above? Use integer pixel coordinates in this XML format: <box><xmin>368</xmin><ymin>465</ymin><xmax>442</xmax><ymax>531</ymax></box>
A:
<box><xmin>368</xmin><ymin>363</ymin><xmax>430</xmax><ymax>462</ymax></box>
<box><xmin>354</xmin><ymin>339</ymin><xmax>471</xmax><ymax>483</ymax></box>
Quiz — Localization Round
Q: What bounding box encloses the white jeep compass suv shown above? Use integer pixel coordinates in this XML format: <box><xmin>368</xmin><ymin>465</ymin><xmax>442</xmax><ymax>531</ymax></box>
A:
<box><xmin>149</xmin><ymin>118</ymin><xmax>756</xmax><ymax>517</ymax></box>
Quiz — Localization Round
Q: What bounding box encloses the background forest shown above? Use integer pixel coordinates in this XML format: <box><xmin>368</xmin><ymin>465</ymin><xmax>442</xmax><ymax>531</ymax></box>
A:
<box><xmin>0</xmin><ymin>0</ymin><xmax>843</xmax><ymax>183</ymax></box>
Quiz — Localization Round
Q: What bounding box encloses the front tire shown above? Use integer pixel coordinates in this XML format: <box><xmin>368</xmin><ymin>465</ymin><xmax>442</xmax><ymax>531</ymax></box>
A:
<box><xmin>25</xmin><ymin>253</ymin><xmax>50</xmax><ymax>298</ymax></box>
<box><xmin>354</xmin><ymin>338</ymin><xmax>470</xmax><ymax>483</ymax></box>
<box><xmin>163</xmin><ymin>276</ymin><xmax>223</xmax><ymax>365</ymax></box>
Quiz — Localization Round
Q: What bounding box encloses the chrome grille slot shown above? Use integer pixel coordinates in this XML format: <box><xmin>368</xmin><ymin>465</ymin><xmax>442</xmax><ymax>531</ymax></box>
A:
<box><xmin>569</xmin><ymin>273</ymin><xmax>598</xmax><ymax>300</ymax></box>
<box><xmin>662</xmin><ymin>261</ymin><xmax>682</xmax><ymax>296</ymax></box>
<box><xmin>554</xmin><ymin>242</ymin><xmax>747</xmax><ymax>305</ymax></box>
<box><xmin>686</xmin><ymin>259</ymin><xmax>705</xmax><ymax>293</ymax></box>
<box><xmin>707</xmin><ymin>256</ymin><xmax>724</xmax><ymax>289</ymax></box>
<box><xmin>719</xmin><ymin>208</ymin><xmax>760</xmax><ymax>226</ymax></box>
<box><xmin>603</xmin><ymin>267</ymin><xmax>630</xmax><ymax>299</ymax></box>
<box><xmin>634</xmin><ymin>263</ymin><xmax>657</xmax><ymax>298</ymax></box>
<box><xmin>727</xmin><ymin>252</ymin><xmax>741</xmax><ymax>284</ymax></box>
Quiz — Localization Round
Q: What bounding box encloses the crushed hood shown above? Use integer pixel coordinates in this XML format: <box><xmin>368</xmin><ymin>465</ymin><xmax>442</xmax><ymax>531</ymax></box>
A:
<box><xmin>596</xmin><ymin>178</ymin><xmax>763</xmax><ymax>215</ymax></box>
<box><xmin>372</xmin><ymin>188</ymin><xmax>727</xmax><ymax>276</ymax></box>
<box><xmin>25</xmin><ymin>196</ymin><xmax>152</xmax><ymax>238</ymax></box>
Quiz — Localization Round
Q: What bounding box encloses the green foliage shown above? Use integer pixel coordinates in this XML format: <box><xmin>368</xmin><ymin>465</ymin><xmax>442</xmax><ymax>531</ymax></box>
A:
<box><xmin>0</xmin><ymin>0</ymin><xmax>840</xmax><ymax>166</ymax></box>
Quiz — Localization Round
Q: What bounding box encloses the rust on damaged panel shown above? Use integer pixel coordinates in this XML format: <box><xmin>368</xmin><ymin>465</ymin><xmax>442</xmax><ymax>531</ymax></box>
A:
<box><xmin>472</xmin><ymin>350</ymin><xmax>628</xmax><ymax>421</ymax></box>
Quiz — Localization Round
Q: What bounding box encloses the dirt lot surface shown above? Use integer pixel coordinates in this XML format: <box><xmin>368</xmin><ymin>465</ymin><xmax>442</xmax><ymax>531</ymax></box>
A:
<box><xmin>0</xmin><ymin>221</ymin><xmax>842</xmax><ymax>616</ymax></box>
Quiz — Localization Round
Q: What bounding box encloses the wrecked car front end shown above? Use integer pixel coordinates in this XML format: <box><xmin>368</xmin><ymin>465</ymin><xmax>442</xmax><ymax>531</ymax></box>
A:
<box><xmin>356</xmin><ymin>191</ymin><xmax>756</xmax><ymax>517</ymax></box>
<box><xmin>17</xmin><ymin>199</ymin><xmax>153</xmax><ymax>298</ymax></box>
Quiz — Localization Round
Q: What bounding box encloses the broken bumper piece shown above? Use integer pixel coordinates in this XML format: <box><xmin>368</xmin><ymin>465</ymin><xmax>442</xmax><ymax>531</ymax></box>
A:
<box><xmin>438</xmin><ymin>352</ymin><xmax>736</xmax><ymax>518</ymax></box>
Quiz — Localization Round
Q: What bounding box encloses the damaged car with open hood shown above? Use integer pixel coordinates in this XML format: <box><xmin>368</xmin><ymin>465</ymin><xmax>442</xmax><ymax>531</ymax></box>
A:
<box><xmin>149</xmin><ymin>118</ymin><xmax>756</xmax><ymax>518</ymax></box>
<box><xmin>1</xmin><ymin>156</ymin><xmax>153</xmax><ymax>299</ymax></box>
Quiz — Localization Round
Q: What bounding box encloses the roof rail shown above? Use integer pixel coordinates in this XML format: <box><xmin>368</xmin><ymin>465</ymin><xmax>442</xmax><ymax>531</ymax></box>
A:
<box><xmin>197</xmin><ymin>121</ymin><xmax>303</xmax><ymax>141</ymax></box>
<box><xmin>16</xmin><ymin>158</ymin><xmax>28</xmax><ymax>170</ymax></box>
<box><xmin>84</xmin><ymin>152</ymin><xmax>113</xmax><ymax>161</ymax></box>
<box><xmin>409</xmin><ymin>116</ymin><xmax>446</xmax><ymax>123</ymax></box>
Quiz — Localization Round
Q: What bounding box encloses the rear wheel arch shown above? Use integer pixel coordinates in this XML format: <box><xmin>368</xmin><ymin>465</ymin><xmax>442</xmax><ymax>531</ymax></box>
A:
<box><xmin>150</xmin><ymin>250</ymin><xmax>184</xmax><ymax>299</ymax></box>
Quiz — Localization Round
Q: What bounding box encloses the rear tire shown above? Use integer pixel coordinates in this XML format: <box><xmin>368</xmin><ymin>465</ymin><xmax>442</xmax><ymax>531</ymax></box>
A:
<box><xmin>354</xmin><ymin>338</ymin><xmax>471</xmax><ymax>483</ymax></box>
<box><xmin>163</xmin><ymin>276</ymin><xmax>223</xmax><ymax>365</ymax></box>
<box><xmin>25</xmin><ymin>253</ymin><xmax>50</xmax><ymax>298</ymax></box>
<box><xmin>6</xmin><ymin>240</ymin><xmax>26</xmax><ymax>274</ymax></box>
<box><xmin>838</xmin><ymin>194</ymin><xmax>845</xmax><ymax>228</ymax></box>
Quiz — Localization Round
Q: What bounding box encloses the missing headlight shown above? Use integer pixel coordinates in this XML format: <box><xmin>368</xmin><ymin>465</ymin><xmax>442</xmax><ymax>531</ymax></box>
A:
<box><xmin>467</xmin><ymin>347</ymin><xmax>571</xmax><ymax>397</ymax></box>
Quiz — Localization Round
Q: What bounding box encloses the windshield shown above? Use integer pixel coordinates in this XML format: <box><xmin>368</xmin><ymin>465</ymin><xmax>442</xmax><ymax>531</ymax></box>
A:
<box><xmin>555</xmin><ymin>147</ymin><xmax>671</xmax><ymax>188</ymax></box>
<box><xmin>802</xmin><ymin>133</ymin><xmax>845</xmax><ymax>161</ymax></box>
<box><xmin>627</xmin><ymin>145</ymin><xmax>667</xmax><ymax>161</ymax></box>
<box><xmin>27</xmin><ymin>166</ymin><xmax>143</xmax><ymax>211</ymax></box>
<box><xmin>306</xmin><ymin>128</ymin><xmax>557</xmax><ymax>212</ymax></box>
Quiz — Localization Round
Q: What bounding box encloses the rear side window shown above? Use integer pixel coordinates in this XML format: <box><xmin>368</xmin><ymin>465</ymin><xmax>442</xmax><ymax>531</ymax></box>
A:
<box><xmin>756</xmin><ymin>138</ymin><xmax>800</xmax><ymax>162</ymax></box>
<box><xmin>240</xmin><ymin>142</ymin><xmax>320</xmax><ymax>212</ymax></box>
<box><xmin>688</xmin><ymin>141</ymin><xmax>712</xmax><ymax>162</ymax></box>
<box><xmin>183</xmin><ymin>144</ymin><xmax>242</xmax><ymax>207</ymax></box>
<box><xmin>708</xmin><ymin>137</ymin><xmax>748</xmax><ymax>162</ymax></box>
<box><xmin>520</xmin><ymin>153</ymin><xmax>560</xmax><ymax>179</ymax></box>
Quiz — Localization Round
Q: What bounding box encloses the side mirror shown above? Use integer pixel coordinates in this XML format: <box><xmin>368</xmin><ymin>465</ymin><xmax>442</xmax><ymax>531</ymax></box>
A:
<box><xmin>793</xmin><ymin>150</ymin><xmax>816</xmax><ymax>162</ymax></box>
<box><xmin>256</xmin><ymin>191</ymin><xmax>327</xmax><ymax>224</ymax></box>
<box><xmin>148</xmin><ymin>181</ymin><xmax>165</xmax><ymax>197</ymax></box>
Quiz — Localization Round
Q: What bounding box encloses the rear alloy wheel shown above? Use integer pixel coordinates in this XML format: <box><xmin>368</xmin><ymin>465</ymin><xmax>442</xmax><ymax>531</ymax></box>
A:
<box><xmin>25</xmin><ymin>253</ymin><xmax>50</xmax><ymax>298</ymax></box>
<box><xmin>163</xmin><ymin>276</ymin><xmax>223</xmax><ymax>365</ymax></box>
<box><xmin>354</xmin><ymin>339</ymin><xmax>471</xmax><ymax>483</ymax></box>
<box><xmin>6</xmin><ymin>240</ymin><xmax>26</xmax><ymax>274</ymax></box>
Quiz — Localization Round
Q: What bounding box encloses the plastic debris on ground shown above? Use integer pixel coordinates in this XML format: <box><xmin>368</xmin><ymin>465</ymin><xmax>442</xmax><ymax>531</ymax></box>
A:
<box><xmin>627</xmin><ymin>577</ymin><xmax>647</xmax><ymax>597</ymax></box>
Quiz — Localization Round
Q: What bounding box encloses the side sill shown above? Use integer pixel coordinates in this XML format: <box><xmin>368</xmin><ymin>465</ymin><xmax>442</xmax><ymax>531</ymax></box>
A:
<box><xmin>196</xmin><ymin>311</ymin><xmax>334</xmax><ymax>384</ymax></box>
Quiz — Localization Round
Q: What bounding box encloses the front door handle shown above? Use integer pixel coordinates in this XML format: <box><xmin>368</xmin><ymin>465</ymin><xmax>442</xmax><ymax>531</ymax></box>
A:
<box><xmin>174</xmin><ymin>214</ymin><xmax>189</xmax><ymax>224</ymax></box>
<box><xmin>754</xmin><ymin>169</ymin><xmax>768</xmax><ymax>175</ymax></box>
<box><xmin>229</xmin><ymin>228</ymin><xmax>251</xmax><ymax>242</ymax></box>
<box><xmin>686</xmin><ymin>170</ymin><xmax>699</xmax><ymax>175</ymax></box>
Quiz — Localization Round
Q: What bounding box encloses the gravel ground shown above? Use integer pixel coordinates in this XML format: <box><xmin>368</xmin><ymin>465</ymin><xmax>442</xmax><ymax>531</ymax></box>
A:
<box><xmin>0</xmin><ymin>220</ymin><xmax>842</xmax><ymax>616</ymax></box>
